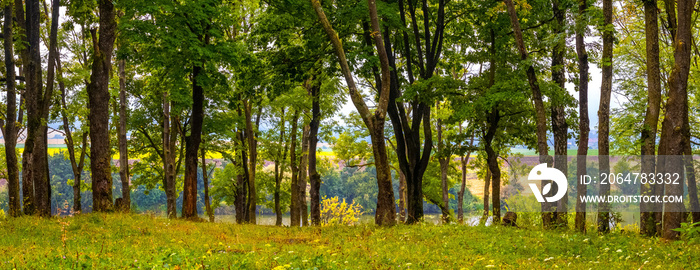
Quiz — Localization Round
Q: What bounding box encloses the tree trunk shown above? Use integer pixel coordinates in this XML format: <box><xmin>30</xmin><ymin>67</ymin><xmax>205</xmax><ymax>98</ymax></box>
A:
<box><xmin>484</xmin><ymin>109</ymin><xmax>501</xmax><ymax>223</ymax></box>
<box><xmin>201</xmin><ymin>147</ymin><xmax>214</xmax><ymax>222</ymax></box>
<box><xmin>598</xmin><ymin>0</ymin><xmax>613</xmax><ymax>233</ymax></box>
<box><xmin>504</xmin><ymin>0</ymin><xmax>552</xmax><ymax>226</ymax></box>
<box><xmin>289</xmin><ymin>110</ymin><xmax>301</xmax><ymax>226</ymax></box>
<box><xmin>399</xmin><ymin>171</ymin><xmax>406</xmax><ymax>222</ymax></box>
<box><xmin>685</xmin><ymin>142</ymin><xmax>699</xmax><ymax>224</ymax></box>
<box><xmin>88</xmin><ymin>0</ymin><xmax>117</xmax><ymax>212</ymax></box>
<box><xmin>640</xmin><ymin>0</ymin><xmax>662</xmax><ymax>237</ymax></box>
<box><xmin>163</xmin><ymin>92</ymin><xmax>177</xmax><ymax>218</ymax></box>
<box><xmin>299</xmin><ymin>125</ymin><xmax>310</xmax><ymax>226</ymax></box>
<box><xmin>18</xmin><ymin>0</ymin><xmax>36</xmax><ymax>216</ymax></box>
<box><xmin>370</xmin><ymin>126</ymin><xmax>396</xmax><ymax>225</ymax></box>
<box><xmin>458</xmin><ymin>131</ymin><xmax>473</xmax><ymax>223</ymax></box>
<box><xmin>3</xmin><ymin>3</ymin><xmax>21</xmax><ymax>217</ymax></box>
<box><xmin>437</xmin><ymin>117</ymin><xmax>450</xmax><ymax>223</ymax></box>
<box><xmin>234</xmin><ymin>127</ymin><xmax>249</xmax><ymax>223</ymax></box>
<box><xmin>182</xmin><ymin>63</ymin><xmax>205</xmax><ymax>219</ymax></box>
<box><xmin>274</xmin><ymin>108</ymin><xmax>287</xmax><ymax>226</ymax></box>
<box><xmin>660</xmin><ymin>0</ymin><xmax>693</xmax><ymax>240</ymax></box>
<box><xmin>575</xmin><ymin>0</ymin><xmax>591</xmax><ymax>233</ymax></box>
<box><xmin>482</xmin><ymin>167</ymin><xmax>491</xmax><ymax>221</ymax></box>
<box><xmin>23</xmin><ymin>0</ymin><xmax>53</xmax><ymax>216</ymax></box>
<box><xmin>307</xmin><ymin>81</ymin><xmax>322</xmax><ymax>226</ymax></box>
<box><xmin>551</xmin><ymin>0</ymin><xmax>568</xmax><ymax>228</ymax></box>
<box><xmin>117</xmin><ymin>59</ymin><xmax>130</xmax><ymax>212</ymax></box>
<box><xmin>243</xmin><ymin>101</ymin><xmax>260</xmax><ymax>224</ymax></box>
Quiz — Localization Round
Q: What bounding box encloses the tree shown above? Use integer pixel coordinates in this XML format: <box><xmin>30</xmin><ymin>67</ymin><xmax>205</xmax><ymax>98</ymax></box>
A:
<box><xmin>382</xmin><ymin>0</ymin><xmax>448</xmax><ymax>224</ymax></box>
<box><xmin>551</xmin><ymin>0</ymin><xmax>568</xmax><ymax>227</ymax></box>
<box><xmin>575</xmin><ymin>0</ymin><xmax>591</xmax><ymax>233</ymax></box>
<box><xmin>659</xmin><ymin>0</ymin><xmax>693</xmax><ymax>240</ymax></box>
<box><xmin>122</xmin><ymin>0</ymin><xmax>242</xmax><ymax>219</ymax></box>
<box><xmin>307</xmin><ymin>77</ymin><xmax>322</xmax><ymax>226</ymax></box>
<box><xmin>598</xmin><ymin>0</ymin><xmax>613</xmax><ymax>233</ymax></box>
<box><xmin>117</xmin><ymin>59</ymin><xmax>130</xmax><ymax>211</ymax></box>
<box><xmin>2</xmin><ymin>1</ymin><xmax>21</xmax><ymax>217</ymax></box>
<box><xmin>56</xmin><ymin>38</ymin><xmax>89</xmax><ymax>214</ymax></box>
<box><xmin>312</xmin><ymin>0</ymin><xmax>396</xmax><ymax>225</ymax></box>
<box><xmin>87</xmin><ymin>0</ymin><xmax>117</xmax><ymax>212</ymax></box>
<box><xmin>640</xmin><ymin>0</ymin><xmax>662</xmax><ymax>236</ymax></box>
<box><xmin>457</xmin><ymin>127</ymin><xmax>474</xmax><ymax>223</ymax></box>
<box><xmin>289</xmin><ymin>109</ymin><xmax>302</xmax><ymax>226</ymax></box>
<box><xmin>18</xmin><ymin>0</ymin><xmax>56</xmax><ymax>216</ymax></box>
<box><xmin>504</xmin><ymin>0</ymin><xmax>551</xmax><ymax>225</ymax></box>
<box><xmin>201</xmin><ymin>147</ymin><xmax>214</xmax><ymax>222</ymax></box>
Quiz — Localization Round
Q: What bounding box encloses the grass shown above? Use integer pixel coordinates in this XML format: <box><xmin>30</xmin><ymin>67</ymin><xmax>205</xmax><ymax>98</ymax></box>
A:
<box><xmin>0</xmin><ymin>214</ymin><xmax>697</xmax><ymax>269</ymax></box>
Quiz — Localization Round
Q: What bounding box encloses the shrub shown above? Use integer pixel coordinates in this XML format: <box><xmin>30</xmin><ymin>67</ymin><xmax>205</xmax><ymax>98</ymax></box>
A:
<box><xmin>673</xmin><ymin>221</ymin><xmax>700</xmax><ymax>244</ymax></box>
<box><xmin>320</xmin><ymin>196</ymin><xmax>363</xmax><ymax>226</ymax></box>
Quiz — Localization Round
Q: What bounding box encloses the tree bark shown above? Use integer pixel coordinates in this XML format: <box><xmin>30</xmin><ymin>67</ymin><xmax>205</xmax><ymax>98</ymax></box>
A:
<box><xmin>201</xmin><ymin>147</ymin><xmax>214</xmax><ymax>222</ymax></box>
<box><xmin>575</xmin><ymin>0</ymin><xmax>590</xmax><ymax>233</ymax></box>
<box><xmin>640</xmin><ymin>0</ymin><xmax>662</xmax><ymax>236</ymax></box>
<box><xmin>660</xmin><ymin>0</ymin><xmax>693</xmax><ymax>240</ymax></box>
<box><xmin>117</xmin><ymin>59</ymin><xmax>130</xmax><ymax>212</ymax></box>
<box><xmin>13</xmin><ymin>0</ymin><xmax>34</xmax><ymax>216</ymax></box>
<box><xmin>182</xmin><ymin>63</ymin><xmax>205</xmax><ymax>219</ymax></box>
<box><xmin>88</xmin><ymin>0</ymin><xmax>117</xmax><ymax>212</ymax></box>
<box><xmin>23</xmin><ymin>0</ymin><xmax>52</xmax><ymax>216</ymax></box>
<box><xmin>299</xmin><ymin>125</ymin><xmax>310</xmax><ymax>226</ymax></box>
<box><xmin>307</xmin><ymin>80</ymin><xmax>322</xmax><ymax>226</ymax></box>
<box><xmin>437</xmin><ymin>117</ymin><xmax>450</xmax><ymax>223</ymax></box>
<box><xmin>458</xmin><ymin>130</ymin><xmax>473</xmax><ymax>223</ymax></box>
<box><xmin>274</xmin><ymin>108</ymin><xmax>287</xmax><ymax>226</ymax></box>
<box><xmin>399</xmin><ymin>171</ymin><xmax>407</xmax><ymax>222</ymax></box>
<box><xmin>685</xmin><ymin>142</ymin><xmax>699</xmax><ymax>224</ymax></box>
<box><xmin>482</xmin><ymin>167</ymin><xmax>491</xmax><ymax>221</ymax></box>
<box><xmin>289</xmin><ymin>110</ymin><xmax>301</xmax><ymax>226</ymax></box>
<box><xmin>163</xmin><ymin>92</ymin><xmax>177</xmax><ymax>218</ymax></box>
<box><xmin>598</xmin><ymin>0</ymin><xmax>613</xmax><ymax>233</ymax></box>
<box><xmin>551</xmin><ymin>0</ymin><xmax>568</xmax><ymax>228</ymax></box>
<box><xmin>3</xmin><ymin>3</ymin><xmax>21</xmax><ymax>217</ymax></box>
<box><xmin>234</xmin><ymin>126</ymin><xmax>249</xmax><ymax>223</ymax></box>
<box><xmin>243</xmin><ymin>101</ymin><xmax>261</xmax><ymax>223</ymax></box>
<box><xmin>484</xmin><ymin>109</ymin><xmax>501</xmax><ymax>223</ymax></box>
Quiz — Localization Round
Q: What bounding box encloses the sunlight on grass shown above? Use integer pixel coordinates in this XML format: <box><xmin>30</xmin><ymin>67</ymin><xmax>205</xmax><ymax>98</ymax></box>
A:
<box><xmin>0</xmin><ymin>214</ymin><xmax>696</xmax><ymax>269</ymax></box>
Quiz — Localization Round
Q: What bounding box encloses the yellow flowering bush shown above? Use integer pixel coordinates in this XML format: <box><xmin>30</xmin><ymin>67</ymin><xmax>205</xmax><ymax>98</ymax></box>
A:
<box><xmin>320</xmin><ymin>196</ymin><xmax>363</xmax><ymax>226</ymax></box>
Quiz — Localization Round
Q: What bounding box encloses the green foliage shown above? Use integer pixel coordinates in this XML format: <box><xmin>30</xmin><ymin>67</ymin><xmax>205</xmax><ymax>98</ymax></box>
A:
<box><xmin>673</xmin><ymin>222</ymin><xmax>700</xmax><ymax>244</ymax></box>
<box><xmin>210</xmin><ymin>163</ymin><xmax>240</xmax><ymax>209</ymax></box>
<box><xmin>320</xmin><ymin>196</ymin><xmax>363</xmax><ymax>226</ymax></box>
<box><xmin>0</xmin><ymin>187</ymin><xmax>6</xmax><ymax>213</ymax></box>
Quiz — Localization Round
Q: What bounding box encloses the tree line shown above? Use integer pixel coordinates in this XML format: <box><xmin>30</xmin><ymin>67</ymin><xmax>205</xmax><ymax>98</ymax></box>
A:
<box><xmin>0</xmin><ymin>0</ymin><xmax>698</xmax><ymax>240</ymax></box>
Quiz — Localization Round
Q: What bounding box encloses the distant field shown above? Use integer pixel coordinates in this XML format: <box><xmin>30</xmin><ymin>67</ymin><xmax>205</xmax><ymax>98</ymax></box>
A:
<box><xmin>510</xmin><ymin>148</ymin><xmax>599</xmax><ymax>156</ymax></box>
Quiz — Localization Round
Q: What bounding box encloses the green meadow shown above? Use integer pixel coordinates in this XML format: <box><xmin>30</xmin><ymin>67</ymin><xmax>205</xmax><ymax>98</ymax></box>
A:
<box><xmin>0</xmin><ymin>214</ymin><xmax>696</xmax><ymax>269</ymax></box>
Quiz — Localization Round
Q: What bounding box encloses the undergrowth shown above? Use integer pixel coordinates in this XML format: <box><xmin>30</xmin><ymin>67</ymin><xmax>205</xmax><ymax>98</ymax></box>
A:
<box><xmin>0</xmin><ymin>213</ymin><xmax>697</xmax><ymax>269</ymax></box>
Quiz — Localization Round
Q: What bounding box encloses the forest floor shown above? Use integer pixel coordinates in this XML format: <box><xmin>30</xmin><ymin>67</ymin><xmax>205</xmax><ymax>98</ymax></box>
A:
<box><xmin>0</xmin><ymin>213</ymin><xmax>697</xmax><ymax>269</ymax></box>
